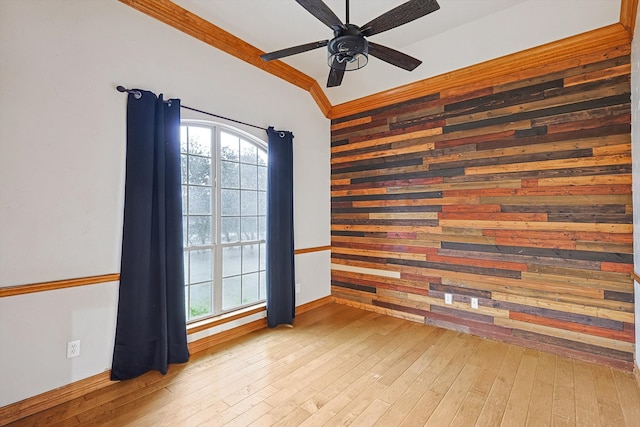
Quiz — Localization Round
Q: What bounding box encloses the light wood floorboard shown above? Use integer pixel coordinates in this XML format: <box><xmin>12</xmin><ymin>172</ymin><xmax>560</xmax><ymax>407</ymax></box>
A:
<box><xmin>7</xmin><ymin>303</ymin><xmax>640</xmax><ymax>426</ymax></box>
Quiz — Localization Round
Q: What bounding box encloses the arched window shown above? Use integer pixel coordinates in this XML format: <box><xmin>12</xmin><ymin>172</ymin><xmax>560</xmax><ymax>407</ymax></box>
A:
<box><xmin>181</xmin><ymin>122</ymin><xmax>267</xmax><ymax>321</ymax></box>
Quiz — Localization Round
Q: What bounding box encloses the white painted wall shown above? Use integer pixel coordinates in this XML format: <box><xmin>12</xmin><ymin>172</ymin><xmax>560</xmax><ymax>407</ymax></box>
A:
<box><xmin>632</xmin><ymin>8</ymin><xmax>640</xmax><ymax>372</ymax></box>
<box><xmin>0</xmin><ymin>0</ymin><xmax>330</xmax><ymax>406</ymax></box>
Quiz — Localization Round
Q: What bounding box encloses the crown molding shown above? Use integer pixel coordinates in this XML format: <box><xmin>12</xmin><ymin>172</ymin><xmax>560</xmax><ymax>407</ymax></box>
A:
<box><xmin>117</xmin><ymin>0</ymin><xmax>332</xmax><ymax>113</ymax></box>
<box><xmin>328</xmin><ymin>23</ymin><xmax>631</xmax><ymax>119</ymax></box>
<box><xmin>120</xmin><ymin>1</ymin><xmax>637</xmax><ymax>120</ymax></box>
<box><xmin>620</xmin><ymin>0</ymin><xmax>639</xmax><ymax>37</ymax></box>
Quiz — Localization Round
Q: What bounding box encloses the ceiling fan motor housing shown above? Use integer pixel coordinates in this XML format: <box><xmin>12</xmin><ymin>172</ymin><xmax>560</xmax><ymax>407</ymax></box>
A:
<box><xmin>328</xmin><ymin>24</ymin><xmax>368</xmax><ymax>70</ymax></box>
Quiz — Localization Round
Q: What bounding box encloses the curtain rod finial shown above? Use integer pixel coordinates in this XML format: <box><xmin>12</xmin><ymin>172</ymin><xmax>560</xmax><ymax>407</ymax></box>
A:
<box><xmin>117</xmin><ymin>85</ymin><xmax>142</xmax><ymax>99</ymax></box>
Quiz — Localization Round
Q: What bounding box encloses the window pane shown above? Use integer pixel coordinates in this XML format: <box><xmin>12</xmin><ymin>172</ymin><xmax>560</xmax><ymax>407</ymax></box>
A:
<box><xmin>183</xmin><ymin>251</ymin><xmax>189</xmax><ymax>283</ymax></box>
<box><xmin>258</xmin><ymin>191</ymin><xmax>266</xmax><ymax>215</ymax></box>
<box><xmin>242</xmin><ymin>244</ymin><xmax>259</xmax><ymax>274</ymax></box>
<box><xmin>222</xmin><ymin>276</ymin><xmax>241</xmax><ymax>310</ymax></box>
<box><xmin>182</xmin><ymin>217</ymin><xmax>188</xmax><ymax>247</ymax></box>
<box><xmin>180</xmin><ymin>127</ymin><xmax>187</xmax><ymax>153</ymax></box>
<box><xmin>258</xmin><ymin>149</ymin><xmax>267</xmax><ymax>166</ymax></box>
<box><xmin>241</xmin><ymin>217</ymin><xmax>257</xmax><ymax>242</ymax></box>
<box><xmin>188</xmin><ymin>127</ymin><xmax>212</xmax><ymax>157</ymax></box>
<box><xmin>221</xmin><ymin>217</ymin><xmax>240</xmax><ymax>243</ymax></box>
<box><xmin>188</xmin><ymin>216</ymin><xmax>211</xmax><ymax>246</ymax></box>
<box><xmin>221</xmin><ymin>132</ymin><xmax>239</xmax><ymax>161</ymax></box>
<box><xmin>188</xmin><ymin>156</ymin><xmax>212</xmax><ymax>186</ymax></box>
<box><xmin>242</xmin><ymin>273</ymin><xmax>259</xmax><ymax>305</ymax></box>
<box><xmin>221</xmin><ymin>189</ymin><xmax>239</xmax><ymax>216</ymax></box>
<box><xmin>189</xmin><ymin>249</ymin><xmax>212</xmax><ymax>283</ymax></box>
<box><xmin>259</xmin><ymin>242</ymin><xmax>266</xmax><ymax>270</ymax></box>
<box><xmin>240</xmin><ymin>163</ymin><xmax>257</xmax><ymax>190</ymax></box>
<box><xmin>182</xmin><ymin>185</ymin><xmax>188</xmax><ymax>215</ymax></box>
<box><xmin>240</xmin><ymin>139</ymin><xmax>257</xmax><ymax>164</ymax></box>
<box><xmin>258</xmin><ymin>216</ymin><xmax>266</xmax><ymax>240</ymax></box>
<box><xmin>259</xmin><ymin>271</ymin><xmax>266</xmax><ymax>300</ymax></box>
<box><xmin>222</xmin><ymin>246</ymin><xmax>241</xmax><ymax>277</ymax></box>
<box><xmin>185</xmin><ymin>286</ymin><xmax>190</xmax><ymax>316</ymax></box>
<box><xmin>189</xmin><ymin>282</ymin><xmax>212</xmax><ymax>319</ymax></box>
<box><xmin>241</xmin><ymin>190</ymin><xmax>257</xmax><ymax>216</ymax></box>
<box><xmin>258</xmin><ymin>166</ymin><xmax>267</xmax><ymax>191</ymax></box>
<box><xmin>181</xmin><ymin>154</ymin><xmax>188</xmax><ymax>183</ymax></box>
<box><xmin>188</xmin><ymin>186</ymin><xmax>211</xmax><ymax>215</ymax></box>
<box><xmin>221</xmin><ymin>160</ymin><xmax>239</xmax><ymax>188</ymax></box>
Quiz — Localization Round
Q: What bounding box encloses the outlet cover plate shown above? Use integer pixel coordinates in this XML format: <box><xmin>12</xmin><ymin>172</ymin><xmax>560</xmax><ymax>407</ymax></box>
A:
<box><xmin>471</xmin><ymin>297</ymin><xmax>479</xmax><ymax>309</ymax></box>
<box><xmin>444</xmin><ymin>293</ymin><xmax>453</xmax><ymax>305</ymax></box>
<box><xmin>67</xmin><ymin>340</ymin><xmax>80</xmax><ymax>359</ymax></box>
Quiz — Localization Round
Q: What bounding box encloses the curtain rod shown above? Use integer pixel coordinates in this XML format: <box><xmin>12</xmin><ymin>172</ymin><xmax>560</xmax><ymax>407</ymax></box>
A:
<box><xmin>116</xmin><ymin>86</ymin><xmax>268</xmax><ymax>132</ymax></box>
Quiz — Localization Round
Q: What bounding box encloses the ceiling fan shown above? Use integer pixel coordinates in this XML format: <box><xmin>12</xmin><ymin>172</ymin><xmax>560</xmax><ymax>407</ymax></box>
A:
<box><xmin>259</xmin><ymin>0</ymin><xmax>441</xmax><ymax>88</ymax></box>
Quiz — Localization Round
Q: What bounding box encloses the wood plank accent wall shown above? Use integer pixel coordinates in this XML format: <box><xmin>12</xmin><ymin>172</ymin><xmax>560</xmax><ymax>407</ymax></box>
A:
<box><xmin>330</xmin><ymin>51</ymin><xmax>635</xmax><ymax>370</ymax></box>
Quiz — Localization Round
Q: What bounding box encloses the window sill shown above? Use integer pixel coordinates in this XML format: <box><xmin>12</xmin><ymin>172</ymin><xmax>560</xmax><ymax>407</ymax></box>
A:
<box><xmin>186</xmin><ymin>302</ymin><xmax>267</xmax><ymax>335</ymax></box>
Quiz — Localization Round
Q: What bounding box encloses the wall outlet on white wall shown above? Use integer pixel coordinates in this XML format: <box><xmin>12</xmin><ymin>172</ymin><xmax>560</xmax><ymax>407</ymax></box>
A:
<box><xmin>67</xmin><ymin>340</ymin><xmax>80</xmax><ymax>359</ymax></box>
<box><xmin>296</xmin><ymin>283</ymin><xmax>301</xmax><ymax>294</ymax></box>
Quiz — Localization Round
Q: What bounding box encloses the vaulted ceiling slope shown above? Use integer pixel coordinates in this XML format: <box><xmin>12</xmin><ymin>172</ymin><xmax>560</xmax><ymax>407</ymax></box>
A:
<box><xmin>121</xmin><ymin>0</ymin><xmax>636</xmax><ymax>119</ymax></box>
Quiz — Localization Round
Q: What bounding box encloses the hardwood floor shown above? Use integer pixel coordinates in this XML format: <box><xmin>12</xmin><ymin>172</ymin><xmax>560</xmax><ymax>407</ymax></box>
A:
<box><xmin>9</xmin><ymin>303</ymin><xmax>640</xmax><ymax>426</ymax></box>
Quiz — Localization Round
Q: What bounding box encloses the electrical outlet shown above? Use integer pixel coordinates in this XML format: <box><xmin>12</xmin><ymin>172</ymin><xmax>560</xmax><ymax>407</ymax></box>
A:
<box><xmin>471</xmin><ymin>297</ymin><xmax>479</xmax><ymax>309</ymax></box>
<box><xmin>67</xmin><ymin>340</ymin><xmax>80</xmax><ymax>359</ymax></box>
<box><xmin>295</xmin><ymin>283</ymin><xmax>301</xmax><ymax>294</ymax></box>
<box><xmin>444</xmin><ymin>293</ymin><xmax>453</xmax><ymax>305</ymax></box>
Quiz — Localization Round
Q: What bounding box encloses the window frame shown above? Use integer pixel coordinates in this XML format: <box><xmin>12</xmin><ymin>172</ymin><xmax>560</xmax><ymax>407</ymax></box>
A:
<box><xmin>181</xmin><ymin>120</ymin><xmax>268</xmax><ymax>323</ymax></box>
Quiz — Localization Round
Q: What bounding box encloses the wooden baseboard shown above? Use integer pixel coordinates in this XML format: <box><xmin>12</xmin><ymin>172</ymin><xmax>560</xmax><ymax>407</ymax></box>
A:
<box><xmin>296</xmin><ymin>296</ymin><xmax>333</xmax><ymax>315</ymax></box>
<box><xmin>0</xmin><ymin>296</ymin><xmax>332</xmax><ymax>426</ymax></box>
<box><xmin>0</xmin><ymin>371</ymin><xmax>112</xmax><ymax>426</ymax></box>
<box><xmin>332</xmin><ymin>296</ymin><xmax>426</xmax><ymax>324</ymax></box>
<box><xmin>188</xmin><ymin>317</ymin><xmax>268</xmax><ymax>354</ymax></box>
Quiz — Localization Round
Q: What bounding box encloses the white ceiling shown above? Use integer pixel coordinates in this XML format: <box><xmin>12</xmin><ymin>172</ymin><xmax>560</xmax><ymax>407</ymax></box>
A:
<box><xmin>172</xmin><ymin>0</ymin><xmax>621</xmax><ymax>105</ymax></box>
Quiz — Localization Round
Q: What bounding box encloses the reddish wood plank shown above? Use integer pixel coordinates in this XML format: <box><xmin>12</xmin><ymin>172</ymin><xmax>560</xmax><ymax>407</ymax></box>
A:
<box><xmin>601</xmin><ymin>262</ymin><xmax>634</xmax><ymax>273</ymax></box>
<box><xmin>401</xmin><ymin>272</ymin><xmax>443</xmax><ymax>284</ymax></box>
<box><xmin>509</xmin><ymin>312</ymin><xmax>635</xmax><ymax>343</ymax></box>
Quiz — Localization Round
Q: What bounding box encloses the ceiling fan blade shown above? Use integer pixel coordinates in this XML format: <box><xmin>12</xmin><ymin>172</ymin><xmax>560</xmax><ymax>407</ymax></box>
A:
<box><xmin>368</xmin><ymin>42</ymin><xmax>422</xmax><ymax>71</ymax></box>
<box><xmin>295</xmin><ymin>0</ymin><xmax>345</xmax><ymax>31</ymax></box>
<box><xmin>361</xmin><ymin>0</ymin><xmax>440</xmax><ymax>37</ymax></box>
<box><xmin>327</xmin><ymin>59</ymin><xmax>347</xmax><ymax>87</ymax></box>
<box><xmin>260</xmin><ymin>40</ymin><xmax>328</xmax><ymax>62</ymax></box>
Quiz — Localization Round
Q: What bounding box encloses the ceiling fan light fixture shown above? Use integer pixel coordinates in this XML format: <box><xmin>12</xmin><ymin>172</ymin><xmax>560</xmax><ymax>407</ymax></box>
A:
<box><xmin>327</xmin><ymin>34</ymin><xmax>368</xmax><ymax>71</ymax></box>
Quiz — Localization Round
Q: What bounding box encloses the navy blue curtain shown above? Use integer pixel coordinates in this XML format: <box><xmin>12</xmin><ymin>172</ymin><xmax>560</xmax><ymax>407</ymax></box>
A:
<box><xmin>266</xmin><ymin>127</ymin><xmax>295</xmax><ymax>327</ymax></box>
<box><xmin>111</xmin><ymin>90</ymin><xmax>189</xmax><ymax>380</ymax></box>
